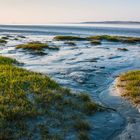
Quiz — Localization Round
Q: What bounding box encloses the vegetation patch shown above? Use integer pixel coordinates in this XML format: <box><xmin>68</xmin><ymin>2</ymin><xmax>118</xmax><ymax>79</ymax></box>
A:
<box><xmin>54</xmin><ymin>35</ymin><xmax>140</xmax><ymax>44</ymax></box>
<box><xmin>1</xmin><ymin>36</ymin><xmax>9</xmax><ymax>40</ymax></box>
<box><xmin>64</xmin><ymin>41</ymin><xmax>76</xmax><ymax>46</ymax></box>
<box><xmin>17</xmin><ymin>35</ymin><xmax>26</xmax><ymax>38</ymax></box>
<box><xmin>0</xmin><ymin>56</ymin><xmax>19</xmax><ymax>65</ymax></box>
<box><xmin>0</xmin><ymin>39</ymin><xmax>7</xmax><ymax>44</ymax></box>
<box><xmin>14</xmin><ymin>38</ymin><xmax>19</xmax><ymax>41</ymax></box>
<box><xmin>117</xmin><ymin>70</ymin><xmax>140</xmax><ymax>104</ymax></box>
<box><xmin>16</xmin><ymin>42</ymin><xmax>50</xmax><ymax>50</ymax></box>
<box><xmin>117</xmin><ymin>48</ymin><xmax>128</xmax><ymax>51</ymax></box>
<box><xmin>87</xmin><ymin>35</ymin><xmax>140</xmax><ymax>44</ymax></box>
<box><xmin>16</xmin><ymin>42</ymin><xmax>59</xmax><ymax>55</ymax></box>
<box><xmin>88</xmin><ymin>35</ymin><xmax>120</xmax><ymax>42</ymax></box>
<box><xmin>54</xmin><ymin>36</ymin><xmax>86</xmax><ymax>41</ymax></box>
<box><xmin>90</xmin><ymin>40</ymin><xmax>101</xmax><ymax>45</ymax></box>
<box><xmin>0</xmin><ymin>56</ymin><xmax>102</xmax><ymax>139</ymax></box>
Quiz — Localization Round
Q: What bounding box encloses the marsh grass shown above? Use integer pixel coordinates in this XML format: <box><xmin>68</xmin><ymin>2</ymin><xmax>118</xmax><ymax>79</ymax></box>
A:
<box><xmin>16</xmin><ymin>42</ymin><xmax>59</xmax><ymax>55</ymax></box>
<box><xmin>117</xmin><ymin>48</ymin><xmax>129</xmax><ymax>51</ymax></box>
<box><xmin>16</xmin><ymin>42</ymin><xmax>50</xmax><ymax>50</ymax></box>
<box><xmin>17</xmin><ymin>35</ymin><xmax>26</xmax><ymax>38</ymax></box>
<box><xmin>0</xmin><ymin>56</ymin><xmax>18</xmax><ymax>65</ymax></box>
<box><xmin>0</xmin><ymin>56</ymin><xmax>99</xmax><ymax>139</ymax></box>
<box><xmin>74</xmin><ymin>120</ymin><xmax>90</xmax><ymax>131</ymax></box>
<box><xmin>54</xmin><ymin>36</ymin><xmax>86</xmax><ymax>41</ymax></box>
<box><xmin>78</xmin><ymin>131</ymin><xmax>89</xmax><ymax>140</ymax></box>
<box><xmin>1</xmin><ymin>36</ymin><xmax>9</xmax><ymax>40</ymax></box>
<box><xmin>88</xmin><ymin>35</ymin><xmax>121</xmax><ymax>42</ymax></box>
<box><xmin>0</xmin><ymin>39</ymin><xmax>7</xmax><ymax>44</ymax></box>
<box><xmin>90</xmin><ymin>40</ymin><xmax>101</xmax><ymax>45</ymax></box>
<box><xmin>117</xmin><ymin>70</ymin><xmax>140</xmax><ymax>104</ymax></box>
<box><xmin>88</xmin><ymin>35</ymin><xmax>140</xmax><ymax>44</ymax></box>
<box><xmin>64</xmin><ymin>41</ymin><xmax>76</xmax><ymax>46</ymax></box>
<box><xmin>54</xmin><ymin>35</ymin><xmax>140</xmax><ymax>44</ymax></box>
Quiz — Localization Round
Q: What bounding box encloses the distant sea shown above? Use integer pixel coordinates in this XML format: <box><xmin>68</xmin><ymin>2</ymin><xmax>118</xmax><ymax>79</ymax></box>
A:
<box><xmin>0</xmin><ymin>23</ymin><xmax>140</xmax><ymax>37</ymax></box>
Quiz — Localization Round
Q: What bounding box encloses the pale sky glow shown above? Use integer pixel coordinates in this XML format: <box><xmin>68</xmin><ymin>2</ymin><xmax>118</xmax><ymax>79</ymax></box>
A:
<box><xmin>0</xmin><ymin>0</ymin><xmax>140</xmax><ymax>24</ymax></box>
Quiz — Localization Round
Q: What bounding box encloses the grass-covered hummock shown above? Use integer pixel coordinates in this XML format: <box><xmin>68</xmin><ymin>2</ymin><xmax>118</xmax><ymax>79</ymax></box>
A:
<box><xmin>1</xmin><ymin>36</ymin><xmax>9</xmax><ymax>40</ymax></box>
<box><xmin>0</xmin><ymin>56</ymin><xmax>102</xmax><ymax>139</ymax></box>
<box><xmin>88</xmin><ymin>35</ymin><xmax>140</xmax><ymax>44</ymax></box>
<box><xmin>54</xmin><ymin>35</ymin><xmax>140</xmax><ymax>44</ymax></box>
<box><xmin>64</xmin><ymin>41</ymin><xmax>76</xmax><ymax>46</ymax></box>
<box><xmin>16</xmin><ymin>42</ymin><xmax>59</xmax><ymax>55</ymax></box>
<box><xmin>17</xmin><ymin>35</ymin><xmax>26</xmax><ymax>38</ymax></box>
<box><xmin>117</xmin><ymin>48</ymin><xmax>129</xmax><ymax>51</ymax></box>
<box><xmin>54</xmin><ymin>36</ymin><xmax>86</xmax><ymax>41</ymax></box>
<box><xmin>16</xmin><ymin>42</ymin><xmax>52</xmax><ymax>50</ymax></box>
<box><xmin>117</xmin><ymin>70</ymin><xmax>140</xmax><ymax>104</ymax></box>
<box><xmin>90</xmin><ymin>40</ymin><xmax>101</xmax><ymax>45</ymax></box>
<box><xmin>88</xmin><ymin>35</ymin><xmax>120</xmax><ymax>42</ymax></box>
<box><xmin>0</xmin><ymin>39</ymin><xmax>7</xmax><ymax>44</ymax></box>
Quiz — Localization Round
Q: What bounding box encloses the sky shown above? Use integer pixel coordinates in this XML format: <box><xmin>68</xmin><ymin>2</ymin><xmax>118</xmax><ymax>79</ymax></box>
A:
<box><xmin>0</xmin><ymin>0</ymin><xmax>140</xmax><ymax>24</ymax></box>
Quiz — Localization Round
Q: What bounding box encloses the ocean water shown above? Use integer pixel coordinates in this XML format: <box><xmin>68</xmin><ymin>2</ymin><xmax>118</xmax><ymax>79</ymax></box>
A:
<box><xmin>0</xmin><ymin>23</ymin><xmax>140</xmax><ymax>37</ymax></box>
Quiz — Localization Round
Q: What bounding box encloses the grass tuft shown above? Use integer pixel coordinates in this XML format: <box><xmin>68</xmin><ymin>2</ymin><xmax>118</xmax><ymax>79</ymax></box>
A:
<box><xmin>87</xmin><ymin>35</ymin><xmax>140</xmax><ymax>44</ymax></box>
<box><xmin>64</xmin><ymin>41</ymin><xmax>76</xmax><ymax>46</ymax></box>
<box><xmin>0</xmin><ymin>56</ymin><xmax>18</xmax><ymax>65</ymax></box>
<box><xmin>74</xmin><ymin>120</ymin><xmax>90</xmax><ymax>131</ymax></box>
<box><xmin>117</xmin><ymin>48</ymin><xmax>129</xmax><ymax>51</ymax></box>
<box><xmin>54</xmin><ymin>35</ymin><xmax>140</xmax><ymax>44</ymax></box>
<box><xmin>0</xmin><ymin>39</ymin><xmax>7</xmax><ymax>44</ymax></box>
<box><xmin>1</xmin><ymin>36</ymin><xmax>9</xmax><ymax>40</ymax></box>
<box><xmin>54</xmin><ymin>36</ymin><xmax>86</xmax><ymax>41</ymax></box>
<box><xmin>90</xmin><ymin>40</ymin><xmax>101</xmax><ymax>45</ymax></box>
<box><xmin>16</xmin><ymin>42</ymin><xmax>59</xmax><ymax>55</ymax></box>
<box><xmin>78</xmin><ymin>131</ymin><xmax>90</xmax><ymax>140</ymax></box>
<box><xmin>16</xmin><ymin>42</ymin><xmax>50</xmax><ymax>50</ymax></box>
<box><xmin>118</xmin><ymin>70</ymin><xmax>140</xmax><ymax>104</ymax></box>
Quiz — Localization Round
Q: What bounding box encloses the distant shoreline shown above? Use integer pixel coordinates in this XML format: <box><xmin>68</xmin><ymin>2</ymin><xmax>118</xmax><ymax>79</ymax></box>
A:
<box><xmin>80</xmin><ymin>21</ymin><xmax>140</xmax><ymax>25</ymax></box>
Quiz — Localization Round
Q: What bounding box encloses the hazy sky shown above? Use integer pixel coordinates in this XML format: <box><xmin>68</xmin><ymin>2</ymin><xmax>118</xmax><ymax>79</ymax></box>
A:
<box><xmin>0</xmin><ymin>0</ymin><xmax>140</xmax><ymax>24</ymax></box>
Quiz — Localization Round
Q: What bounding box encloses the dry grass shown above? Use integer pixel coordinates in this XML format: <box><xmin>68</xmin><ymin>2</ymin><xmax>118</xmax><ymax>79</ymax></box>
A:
<box><xmin>117</xmin><ymin>70</ymin><xmax>140</xmax><ymax>104</ymax></box>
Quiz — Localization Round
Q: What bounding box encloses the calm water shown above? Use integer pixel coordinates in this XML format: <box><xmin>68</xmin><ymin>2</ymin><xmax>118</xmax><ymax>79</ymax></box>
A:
<box><xmin>0</xmin><ymin>23</ymin><xmax>140</xmax><ymax>37</ymax></box>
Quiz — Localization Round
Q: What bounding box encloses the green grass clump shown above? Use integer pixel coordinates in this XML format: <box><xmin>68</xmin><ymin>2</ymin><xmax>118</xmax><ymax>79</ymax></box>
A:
<box><xmin>0</xmin><ymin>56</ymin><xmax>18</xmax><ymax>65</ymax></box>
<box><xmin>0</xmin><ymin>56</ymin><xmax>100</xmax><ymax>139</ymax></box>
<box><xmin>90</xmin><ymin>40</ymin><xmax>101</xmax><ymax>45</ymax></box>
<box><xmin>122</xmin><ymin>37</ymin><xmax>140</xmax><ymax>44</ymax></box>
<box><xmin>1</xmin><ymin>36</ymin><xmax>9</xmax><ymax>40</ymax></box>
<box><xmin>0</xmin><ymin>39</ymin><xmax>7</xmax><ymax>44</ymax></box>
<box><xmin>16</xmin><ymin>42</ymin><xmax>50</xmax><ymax>50</ymax></box>
<box><xmin>118</xmin><ymin>70</ymin><xmax>140</xmax><ymax>104</ymax></box>
<box><xmin>14</xmin><ymin>38</ymin><xmax>19</xmax><ymax>40</ymax></box>
<box><xmin>87</xmin><ymin>35</ymin><xmax>120</xmax><ymax>42</ymax></box>
<box><xmin>16</xmin><ymin>42</ymin><xmax>59</xmax><ymax>55</ymax></box>
<box><xmin>74</xmin><ymin>120</ymin><xmax>90</xmax><ymax>131</ymax></box>
<box><xmin>78</xmin><ymin>131</ymin><xmax>90</xmax><ymax>140</ymax></box>
<box><xmin>54</xmin><ymin>36</ymin><xmax>86</xmax><ymax>41</ymax></box>
<box><xmin>17</xmin><ymin>35</ymin><xmax>26</xmax><ymax>38</ymax></box>
<box><xmin>87</xmin><ymin>35</ymin><xmax>140</xmax><ymax>44</ymax></box>
<box><xmin>54</xmin><ymin>35</ymin><xmax>140</xmax><ymax>44</ymax></box>
<box><xmin>117</xmin><ymin>48</ymin><xmax>128</xmax><ymax>51</ymax></box>
<box><xmin>64</xmin><ymin>41</ymin><xmax>76</xmax><ymax>46</ymax></box>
